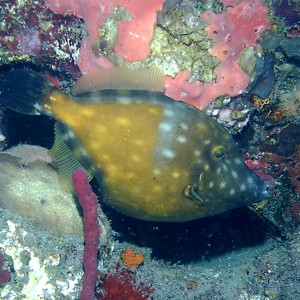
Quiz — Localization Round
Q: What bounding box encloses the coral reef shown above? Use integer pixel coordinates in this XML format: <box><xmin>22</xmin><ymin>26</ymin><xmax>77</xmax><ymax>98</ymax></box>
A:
<box><xmin>0</xmin><ymin>209</ymin><xmax>85</xmax><ymax>298</ymax></box>
<box><xmin>165</xmin><ymin>0</ymin><xmax>271</xmax><ymax>108</ymax></box>
<box><xmin>96</xmin><ymin>267</ymin><xmax>154</xmax><ymax>300</ymax></box>
<box><xmin>0</xmin><ymin>0</ymin><xmax>83</xmax><ymax>77</ymax></box>
<box><xmin>276</xmin><ymin>80</ymin><xmax>300</xmax><ymax>121</ymax></box>
<box><xmin>273</xmin><ymin>0</ymin><xmax>300</xmax><ymax>27</ymax></box>
<box><xmin>0</xmin><ymin>145</ymin><xmax>83</xmax><ymax>236</ymax></box>
<box><xmin>0</xmin><ymin>251</ymin><xmax>11</xmax><ymax>287</ymax></box>
<box><xmin>41</xmin><ymin>0</ymin><xmax>271</xmax><ymax>109</ymax></box>
<box><xmin>152</xmin><ymin>2</ymin><xmax>215</xmax><ymax>81</ymax></box>
<box><xmin>242</xmin><ymin>122</ymin><xmax>300</xmax><ymax>234</ymax></box>
<box><xmin>1</xmin><ymin>0</ymin><xmax>300</xmax><ymax>299</ymax></box>
<box><xmin>205</xmin><ymin>95</ymin><xmax>251</xmax><ymax>134</ymax></box>
<box><xmin>44</xmin><ymin>0</ymin><xmax>165</xmax><ymax>73</ymax></box>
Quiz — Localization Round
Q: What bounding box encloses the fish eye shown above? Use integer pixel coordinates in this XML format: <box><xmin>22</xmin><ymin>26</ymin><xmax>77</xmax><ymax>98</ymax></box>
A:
<box><xmin>212</xmin><ymin>145</ymin><xmax>226</xmax><ymax>160</ymax></box>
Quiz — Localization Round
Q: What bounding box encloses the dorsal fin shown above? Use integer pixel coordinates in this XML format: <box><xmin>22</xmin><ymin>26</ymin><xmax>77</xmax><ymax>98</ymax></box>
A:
<box><xmin>72</xmin><ymin>67</ymin><xmax>165</xmax><ymax>96</ymax></box>
<box><xmin>49</xmin><ymin>123</ymin><xmax>92</xmax><ymax>191</ymax></box>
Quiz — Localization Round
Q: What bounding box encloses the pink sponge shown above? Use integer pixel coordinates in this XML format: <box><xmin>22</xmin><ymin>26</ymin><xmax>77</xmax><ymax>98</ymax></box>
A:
<box><xmin>113</xmin><ymin>1</ymin><xmax>164</xmax><ymax>61</ymax></box>
<box><xmin>45</xmin><ymin>0</ymin><xmax>270</xmax><ymax>110</ymax></box>
<box><xmin>72</xmin><ymin>168</ymin><xmax>99</xmax><ymax>300</ymax></box>
<box><xmin>0</xmin><ymin>251</ymin><xmax>11</xmax><ymax>287</ymax></box>
<box><xmin>45</xmin><ymin>0</ymin><xmax>164</xmax><ymax>72</ymax></box>
<box><xmin>165</xmin><ymin>0</ymin><xmax>271</xmax><ymax>109</ymax></box>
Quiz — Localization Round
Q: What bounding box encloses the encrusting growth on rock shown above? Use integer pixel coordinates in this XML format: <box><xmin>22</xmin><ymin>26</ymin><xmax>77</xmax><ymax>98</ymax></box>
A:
<box><xmin>121</xmin><ymin>248</ymin><xmax>145</xmax><ymax>268</ymax></box>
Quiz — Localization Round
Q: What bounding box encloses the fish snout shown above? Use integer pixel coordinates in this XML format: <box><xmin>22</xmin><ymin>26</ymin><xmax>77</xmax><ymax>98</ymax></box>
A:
<box><xmin>245</xmin><ymin>174</ymin><xmax>269</xmax><ymax>205</ymax></box>
<box><xmin>257</xmin><ymin>180</ymin><xmax>269</xmax><ymax>202</ymax></box>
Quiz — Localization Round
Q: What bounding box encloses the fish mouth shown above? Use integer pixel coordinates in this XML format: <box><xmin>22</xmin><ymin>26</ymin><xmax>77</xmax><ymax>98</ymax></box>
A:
<box><xmin>183</xmin><ymin>172</ymin><xmax>210</xmax><ymax>206</ymax></box>
<box><xmin>183</xmin><ymin>184</ymin><xmax>206</xmax><ymax>206</ymax></box>
<box><xmin>184</xmin><ymin>171</ymin><xmax>269</xmax><ymax>207</ymax></box>
<box><xmin>245</xmin><ymin>178</ymin><xmax>269</xmax><ymax>206</ymax></box>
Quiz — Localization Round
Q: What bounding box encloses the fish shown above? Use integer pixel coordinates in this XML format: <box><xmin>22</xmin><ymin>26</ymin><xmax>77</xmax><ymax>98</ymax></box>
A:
<box><xmin>0</xmin><ymin>68</ymin><xmax>268</xmax><ymax>222</ymax></box>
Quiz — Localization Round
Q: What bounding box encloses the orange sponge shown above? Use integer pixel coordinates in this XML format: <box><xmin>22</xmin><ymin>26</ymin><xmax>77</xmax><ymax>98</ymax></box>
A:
<box><xmin>121</xmin><ymin>248</ymin><xmax>144</xmax><ymax>269</ymax></box>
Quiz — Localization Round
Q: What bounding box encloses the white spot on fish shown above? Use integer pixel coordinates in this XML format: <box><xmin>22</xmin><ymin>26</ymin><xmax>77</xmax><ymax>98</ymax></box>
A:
<box><xmin>119</xmin><ymin>97</ymin><xmax>131</xmax><ymax>104</ymax></box>
<box><xmin>222</xmin><ymin>164</ymin><xmax>228</xmax><ymax>171</ymax></box>
<box><xmin>176</xmin><ymin>135</ymin><xmax>187</xmax><ymax>143</ymax></box>
<box><xmin>247</xmin><ymin>177</ymin><xmax>254</xmax><ymax>184</ymax></box>
<box><xmin>115</xmin><ymin>117</ymin><xmax>131</xmax><ymax>126</ymax></box>
<box><xmin>194</xmin><ymin>150</ymin><xmax>201</xmax><ymax>156</ymax></box>
<box><xmin>161</xmin><ymin>148</ymin><xmax>176</xmax><ymax>159</ymax></box>
<box><xmin>101</xmin><ymin>154</ymin><xmax>110</xmax><ymax>161</ymax></box>
<box><xmin>79</xmin><ymin>147</ymin><xmax>89</xmax><ymax>158</ymax></box>
<box><xmin>132</xmin><ymin>186</ymin><xmax>142</xmax><ymax>194</ymax></box>
<box><xmin>240</xmin><ymin>184</ymin><xmax>246</xmax><ymax>191</ymax></box>
<box><xmin>164</xmin><ymin>108</ymin><xmax>175</xmax><ymax>117</ymax></box>
<box><xmin>153</xmin><ymin>168</ymin><xmax>161</xmax><ymax>175</ymax></box>
<box><xmin>180</xmin><ymin>122</ymin><xmax>189</xmax><ymax>130</ymax></box>
<box><xmin>204</xmin><ymin>139</ymin><xmax>211</xmax><ymax>145</ymax></box>
<box><xmin>148</xmin><ymin>107</ymin><xmax>159</xmax><ymax>115</ymax></box>
<box><xmin>107</xmin><ymin>164</ymin><xmax>118</xmax><ymax>174</ymax></box>
<box><xmin>153</xmin><ymin>184</ymin><xmax>162</xmax><ymax>192</ymax></box>
<box><xmin>235</xmin><ymin>158</ymin><xmax>242</xmax><ymax>165</ymax></box>
<box><xmin>66</xmin><ymin>129</ymin><xmax>75</xmax><ymax>139</ymax></box>
<box><xmin>172</xmin><ymin>172</ymin><xmax>180</xmax><ymax>178</ymax></box>
<box><xmin>62</xmin><ymin>133</ymin><xmax>70</xmax><ymax>141</ymax></box>
<box><xmin>159</xmin><ymin>122</ymin><xmax>172</xmax><ymax>132</ymax></box>
<box><xmin>131</xmin><ymin>154</ymin><xmax>141</xmax><ymax>162</ymax></box>
<box><xmin>219</xmin><ymin>181</ymin><xmax>226</xmax><ymax>189</ymax></box>
<box><xmin>134</xmin><ymin>139</ymin><xmax>144</xmax><ymax>146</ymax></box>
<box><xmin>229</xmin><ymin>188</ymin><xmax>235</xmax><ymax>195</ymax></box>
<box><xmin>208</xmin><ymin>181</ymin><xmax>214</xmax><ymax>188</ymax></box>
<box><xmin>112</xmin><ymin>188</ymin><xmax>121</xmax><ymax>195</ymax></box>
<box><xmin>216</xmin><ymin>167</ymin><xmax>221</xmax><ymax>175</ymax></box>
<box><xmin>204</xmin><ymin>164</ymin><xmax>210</xmax><ymax>171</ymax></box>
<box><xmin>197</xmin><ymin>123</ymin><xmax>207</xmax><ymax>131</ymax></box>
<box><xmin>231</xmin><ymin>170</ymin><xmax>238</xmax><ymax>178</ymax></box>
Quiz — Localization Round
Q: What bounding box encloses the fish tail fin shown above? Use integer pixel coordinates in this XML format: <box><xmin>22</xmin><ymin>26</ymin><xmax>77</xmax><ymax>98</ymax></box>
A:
<box><xmin>0</xmin><ymin>69</ymin><xmax>58</xmax><ymax>115</ymax></box>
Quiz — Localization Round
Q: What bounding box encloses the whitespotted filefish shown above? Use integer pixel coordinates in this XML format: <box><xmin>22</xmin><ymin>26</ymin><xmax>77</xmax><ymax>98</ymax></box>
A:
<box><xmin>0</xmin><ymin>68</ymin><xmax>268</xmax><ymax>221</ymax></box>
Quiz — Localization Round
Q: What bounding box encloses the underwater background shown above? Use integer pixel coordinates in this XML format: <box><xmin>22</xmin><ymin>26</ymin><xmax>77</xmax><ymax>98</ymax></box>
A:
<box><xmin>0</xmin><ymin>0</ymin><xmax>299</xmax><ymax>299</ymax></box>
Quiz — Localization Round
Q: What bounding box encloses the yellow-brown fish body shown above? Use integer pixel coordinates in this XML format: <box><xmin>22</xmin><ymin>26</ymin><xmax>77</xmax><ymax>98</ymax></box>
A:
<box><xmin>0</xmin><ymin>69</ymin><xmax>268</xmax><ymax>221</ymax></box>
